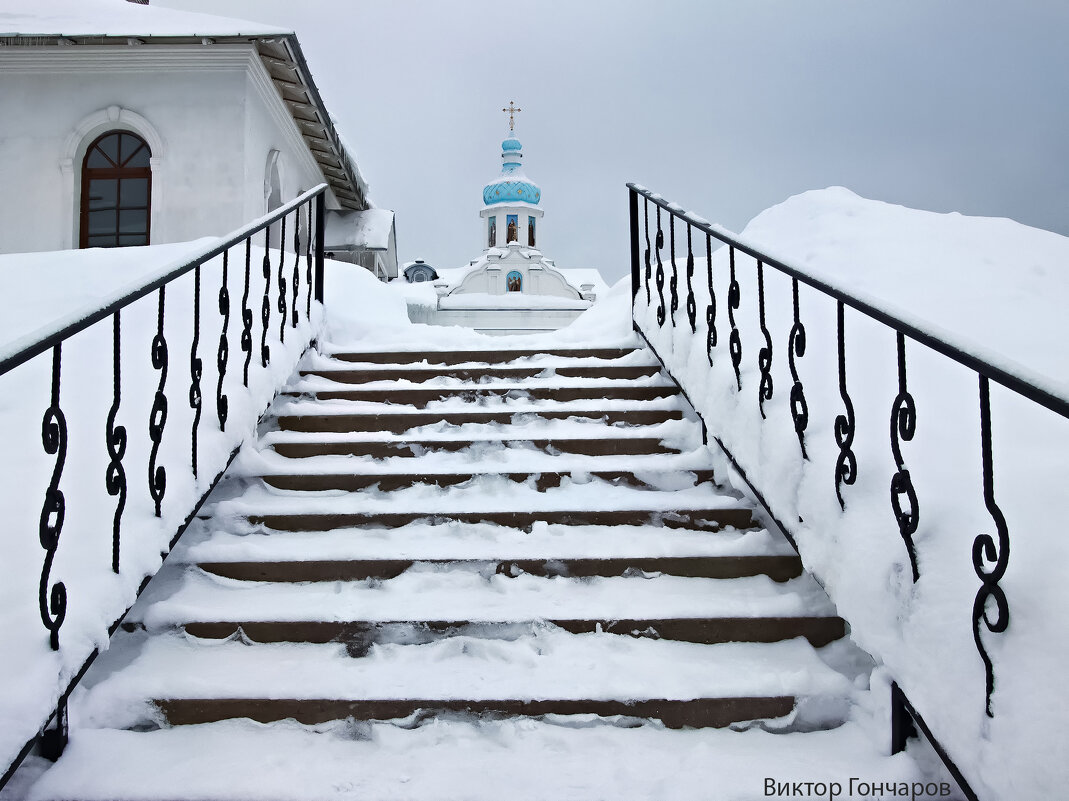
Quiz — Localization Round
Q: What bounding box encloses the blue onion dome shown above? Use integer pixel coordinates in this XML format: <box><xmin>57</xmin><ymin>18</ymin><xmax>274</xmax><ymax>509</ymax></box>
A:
<box><xmin>483</xmin><ymin>135</ymin><xmax>542</xmax><ymax>206</ymax></box>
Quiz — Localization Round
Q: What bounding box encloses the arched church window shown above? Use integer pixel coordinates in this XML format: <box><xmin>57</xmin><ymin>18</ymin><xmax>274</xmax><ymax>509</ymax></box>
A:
<box><xmin>80</xmin><ymin>131</ymin><xmax>151</xmax><ymax>248</ymax></box>
<box><xmin>528</xmin><ymin>216</ymin><xmax>536</xmax><ymax>247</ymax></box>
<box><xmin>506</xmin><ymin>271</ymin><xmax>522</xmax><ymax>292</ymax></box>
<box><xmin>488</xmin><ymin>216</ymin><xmax>496</xmax><ymax>248</ymax></box>
<box><xmin>506</xmin><ymin>214</ymin><xmax>518</xmax><ymax>243</ymax></box>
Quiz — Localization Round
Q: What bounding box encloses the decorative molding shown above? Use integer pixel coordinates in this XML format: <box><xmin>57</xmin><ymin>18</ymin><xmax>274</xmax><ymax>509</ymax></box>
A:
<box><xmin>0</xmin><ymin>44</ymin><xmax>257</xmax><ymax>73</ymax></box>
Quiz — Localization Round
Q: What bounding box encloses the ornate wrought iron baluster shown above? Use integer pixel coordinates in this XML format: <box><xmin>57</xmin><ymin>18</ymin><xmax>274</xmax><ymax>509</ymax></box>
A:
<box><xmin>890</xmin><ymin>332</ymin><xmax>919</xmax><ymax>581</ymax></box>
<box><xmin>148</xmin><ymin>287</ymin><xmax>168</xmax><ymax>517</ymax></box>
<box><xmin>705</xmin><ymin>232</ymin><xmax>717</xmax><ymax>365</ymax></box>
<box><xmin>189</xmin><ymin>265</ymin><xmax>203</xmax><ymax>479</ymax></box>
<box><xmin>834</xmin><ymin>300</ymin><xmax>857</xmax><ymax>509</ymax></box>
<box><xmin>106</xmin><ymin>312</ymin><xmax>127</xmax><ymax>573</ymax></box>
<box><xmin>668</xmin><ymin>214</ymin><xmax>678</xmax><ymax>326</ymax></box>
<box><xmin>788</xmin><ymin>277</ymin><xmax>808</xmax><ymax>457</ymax></box>
<box><xmin>305</xmin><ymin>200</ymin><xmax>313</xmax><ymax>319</ymax></box>
<box><xmin>240</xmin><ymin>239</ymin><xmax>252</xmax><ymax>387</ymax></box>
<box><xmin>292</xmin><ymin>209</ymin><xmax>300</xmax><ymax>327</ymax></box>
<box><xmin>277</xmin><ymin>215</ymin><xmax>287</xmax><ymax>343</ymax></box>
<box><xmin>217</xmin><ymin>251</ymin><xmax>229</xmax><ymax>430</ymax></box>
<box><xmin>756</xmin><ymin>261</ymin><xmax>773</xmax><ymax>417</ymax></box>
<box><xmin>654</xmin><ymin>208</ymin><xmax>666</xmax><ymax>326</ymax></box>
<box><xmin>40</xmin><ymin>345</ymin><xmax>67</xmax><ymax>650</ymax></box>
<box><xmin>727</xmin><ymin>247</ymin><xmax>742</xmax><ymax>390</ymax></box>
<box><xmin>973</xmin><ymin>375</ymin><xmax>1010</xmax><ymax>717</ymax></box>
<box><xmin>261</xmin><ymin>229</ymin><xmax>272</xmax><ymax>367</ymax></box>
<box><xmin>643</xmin><ymin>199</ymin><xmax>651</xmax><ymax>305</ymax></box>
<box><xmin>688</xmin><ymin>221</ymin><xmax>696</xmax><ymax>331</ymax></box>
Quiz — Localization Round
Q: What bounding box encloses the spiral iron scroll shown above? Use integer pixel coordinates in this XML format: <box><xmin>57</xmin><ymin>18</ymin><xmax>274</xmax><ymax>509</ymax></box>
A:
<box><xmin>833</xmin><ymin>300</ymin><xmax>857</xmax><ymax>509</ymax></box>
<box><xmin>727</xmin><ymin>247</ymin><xmax>742</xmax><ymax>390</ymax></box>
<box><xmin>277</xmin><ymin>215</ymin><xmax>288</xmax><ymax>343</ymax></box>
<box><xmin>189</xmin><ymin>265</ymin><xmax>203</xmax><ymax>478</ymax></box>
<box><xmin>788</xmin><ymin>278</ymin><xmax>808</xmax><ymax>457</ymax></box>
<box><xmin>668</xmin><ymin>215</ymin><xmax>678</xmax><ymax>326</ymax></box>
<box><xmin>685</xmin><ymin>225</ymin><xmax>696</xmax><ymax>333</ymax></box>
<box><xmin>217</xmin><ymin>250</ymin><xmax>230</xmax><ymax>431</ymax></box>
<box><xmin>756</xmin><ymin>261</ymin><xmax>773</xmax><ymax>418</ymax></box>
<box><xmin>106</xmin><ymin>312</ymin><xmax>127</xmax><ymax>574</ymax></box>
<box><xmin>292</xmin><ymin>209</ymin><xmax>301</xmax><ymax>328</ymax></box>
<box><xmin>654</xmin><ymin>208</ymin><xmax>666</xmax><ymax>326</ymax></box>
<box><xmin>148</xmin><ymin>287</ymin><xmax>168</xmax><ymax>517</ymax></box>
<box><xmin>240</xmin><ymin>240</ymin><xmax>253</xmax><ymax>387</ymax></box>
<box><xmin>643</xmin><ymin>199</ymin><xmax>651</xmax><ymax>305</ymax></box>
<box><xmin>261</xmin><ymin>229</ymin><xmax>272</xmax><ymax>367</ymax></box>
<box><xmin>890</xmin><ymin>332</ymin><xmax>920</xmax><ymax>582</ymax></box>
<box><xmin>973</xmin><ymin>375</ymin><xmax>1010</xmax><ymax>717</ymax></box>
<box><xmin>305</xmin><ymin>201</ymin><xmax>314</xmax><ymax>319</ymax></box>
<box><xmin>40</xmin><ymin>345</ymin><xmax>68</xmax><ymax>650</ymax></box>
<box><xmin>705</xmin><ymin>233</ymin><xmax>717</xmax><ymax>365</ymax></box>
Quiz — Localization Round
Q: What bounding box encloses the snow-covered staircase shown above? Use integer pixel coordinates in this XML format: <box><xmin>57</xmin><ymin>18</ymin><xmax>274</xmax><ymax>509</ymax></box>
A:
<box><xmin>19</xmin><ymin>343</ymin><xmax>881</xmax><ymax>799</ymax></box>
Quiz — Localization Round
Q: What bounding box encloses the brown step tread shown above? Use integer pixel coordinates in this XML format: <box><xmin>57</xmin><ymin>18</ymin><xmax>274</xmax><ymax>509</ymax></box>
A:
<box><xmin>271</xmin><ymin>437</ymin><xmax>681</xmax><ymax>459</ymax></box>
<box><xmin>324</xmin><ymin>348</ymin><xmax>637</xmax><ymax>365</ymax></box>
<box><xmin>300</xmin><ymin>365</ymin><xmax>661</xmax><ymax>384</ymax></box>
<box><xmin>276</xmin><ymin>408</ymin><xmax>684</xmax><ymax>434</ymax></box>
<box><xmin>181</xmin><ymin>617</ymin><xmax>844</xmax><ymax>648</ymax></box>
<box><xmin>290</xmin><ymin>385</ymin><xmax>678</xmax><ymax>407</ymax></box>
<box><xmin>246</xmin><ymin>507</ymin><xmax>754</xmax><ymax>532</ymax></box>
<box><xmin>157</xmin><ymin>696</ymin><xmax>795</xmax><ymax>729</ymax></box>
<box><xmin>197</xmin><ymin>555</ymin><xmax>803</xmax><ymax>582</ymax></box>
<box><xmin>260</xmin><ymin>468</ymin><xmax>714</xmax><ymax>492</ymax></box>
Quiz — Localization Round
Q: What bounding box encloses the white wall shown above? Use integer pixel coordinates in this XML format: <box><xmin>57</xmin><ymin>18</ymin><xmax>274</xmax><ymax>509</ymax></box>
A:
<box><xmin>0</xmin><ymin>44</ymin><xmax>330</xmax><ymax>255</ymax></box>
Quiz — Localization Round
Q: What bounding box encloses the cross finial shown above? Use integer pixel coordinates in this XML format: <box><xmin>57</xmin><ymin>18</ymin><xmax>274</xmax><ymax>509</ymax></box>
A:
<box><xmin>502</xmin><ymin>100</ymin><xmax>522</xmax><ymax>132</ymax></box>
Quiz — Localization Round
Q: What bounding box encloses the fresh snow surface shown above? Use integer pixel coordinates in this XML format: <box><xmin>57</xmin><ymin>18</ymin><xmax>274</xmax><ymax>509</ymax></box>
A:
<box><xmin>636</xmin><ymin>187</ymin><xmax>1069</xmax><ymax>800</ymax></box>
<box><xmin>324</xmin><ymin>209</ymin><xmax>395</xmax><ymax>252</ymax></box>
<box><xmin>0</xmin><ymin>0</ymin><xmax>289</xmax><ymax>38</ymax></box>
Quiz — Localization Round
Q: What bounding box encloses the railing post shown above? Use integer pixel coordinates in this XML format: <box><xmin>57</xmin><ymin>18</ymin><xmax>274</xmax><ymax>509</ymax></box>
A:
<box><xmin>890</xmin><ymin>682</ymin><xmax>916</xmax><ymax>754</ymax></box>
<box><xmin>314</xmin><ymin>192</ymin><xmax>326</xmax><ymax>304</ymax></box>
<box><xmin>628</xmin><ymin>186</ymin><xmax>640</xmax><ymax>304</ymax></box>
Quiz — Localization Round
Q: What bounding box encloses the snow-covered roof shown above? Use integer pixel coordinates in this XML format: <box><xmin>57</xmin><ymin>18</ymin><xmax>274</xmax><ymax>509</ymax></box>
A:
<box><xmin>0</xmin><ymin>0</ymin><xmax>369</xmax><ymax>211</ymax></box>
<box><xmin>325</xmin><ymin>209</ymin><xmax>395</xmax><ymax>252</ymax></box>
<box><xmin>0</xmin><ymin>0</ymin><xmax>287</xmax><ymax>39</ymax></box>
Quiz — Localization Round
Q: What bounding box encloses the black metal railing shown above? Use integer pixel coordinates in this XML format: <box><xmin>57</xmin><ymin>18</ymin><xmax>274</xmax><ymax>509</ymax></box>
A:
<box><xmin>0</xmin><ymin>185</ymin><xmax>327</xmax><ymax>790</ymax></box>
<box><xmin>628</xmin><ymin>183</ymin><xmax>1065</xmax><ymax>801</ymax></box>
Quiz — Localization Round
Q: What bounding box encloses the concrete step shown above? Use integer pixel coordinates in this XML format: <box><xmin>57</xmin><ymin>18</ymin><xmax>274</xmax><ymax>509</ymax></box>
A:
<box><xmin>286</xmin><ymin>384</ymin><xmax>679</xmax><ymax>406</ymax></box>
<box><xmin>246</xmin><ymin>507</ymin><xmax>754</xmax><ymax>532</ymax></box>
<box><xmin>275</xmin><ymin>407</ymin><xmax>684</xmax><ymax>433</ymax></box>
<box><xmin>259</xmin><ymin>468</ymin><xmax>715</xmax><ymax>492</ymax></box>
<box><xmin>196</xmin><ymin>555</ymin><xmax>804</xmax><ymax>582</ymax></box>
<box><xmin>300</xmin><ymin>364</ymin><xmax>662</xmax><ymax>384</ymax></box>
<box><xmin>268</xmin><ymin>436</ymin><xmax>683</xmax><ymax>459</ymax></box>
<box><xmin>323</xmin><ymin>347</ymin><xmax>638</xmax><ymax>365</ymax></box>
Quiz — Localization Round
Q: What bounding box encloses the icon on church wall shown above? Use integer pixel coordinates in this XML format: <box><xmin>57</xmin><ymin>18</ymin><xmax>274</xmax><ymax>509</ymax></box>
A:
<box><xmin>507</xmin><ymin>214</ymin><xmax>518</xmax><ymax>243</ymax></box>
<box><xmin>528</xmin><ymin>216</ymin><xmax>536</xmax><ymax>247</ymax></box>
<box><xmin>506</xmin><ymin>270</ymin><xmax>523</xmax><ymax>292</ymax></box>
<box><xmin>488</xmin><ymin>216</ymin><xmax>496</xmax><ymax>247</ymax></box>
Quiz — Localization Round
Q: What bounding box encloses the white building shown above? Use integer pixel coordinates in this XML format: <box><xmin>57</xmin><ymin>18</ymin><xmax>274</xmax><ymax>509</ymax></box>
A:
<box><xmin>410</xmin><ymin>122</ymin><xmax>597</xmax><ymax>334</ymax></box>
<box><xmin>0</xmin><ymin>0</ymin><xmax>395</xmax><ymax>278</ymax></box>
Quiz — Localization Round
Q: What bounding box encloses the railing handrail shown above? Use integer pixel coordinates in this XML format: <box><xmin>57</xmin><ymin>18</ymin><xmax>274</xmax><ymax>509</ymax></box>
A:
<box><xmin>0</xmin><ymin>183</ymin><xmax>328</xmax><ymax>379</ymax></box>
<box><xmin>628</xmin><ymin>183</ymin><xmax>1069</xmax><ymax>420</ymax></box>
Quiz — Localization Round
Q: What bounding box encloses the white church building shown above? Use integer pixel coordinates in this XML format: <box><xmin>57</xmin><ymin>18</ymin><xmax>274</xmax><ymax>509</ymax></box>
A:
<box><xmin>408</xmin><ymin>110</ymin><xmax>600</xmax><ymax>335</ymax></box>
<box><xmin>0</xmin><ymin>0</ymin><xmax>396</xmax><ymax>278</ymax></box>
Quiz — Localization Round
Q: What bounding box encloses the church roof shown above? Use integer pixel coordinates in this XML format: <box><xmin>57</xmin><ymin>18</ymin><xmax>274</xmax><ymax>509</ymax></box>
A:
<box><xmin>483</xmin><ymin>135</ymin><xmax>541</xmax><ymax>207</ymax></box>
<box><xmin>0</xmin><ymin>0</ymin><xmax>369</xmax><ymax>210</ymax></box>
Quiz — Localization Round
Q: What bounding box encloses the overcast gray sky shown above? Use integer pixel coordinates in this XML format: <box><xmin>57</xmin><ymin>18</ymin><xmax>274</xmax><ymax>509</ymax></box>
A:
<box><xmin>160</xmin><ymin>0</ymin><xmax>1069</xmax><ymax>281</ymax></box>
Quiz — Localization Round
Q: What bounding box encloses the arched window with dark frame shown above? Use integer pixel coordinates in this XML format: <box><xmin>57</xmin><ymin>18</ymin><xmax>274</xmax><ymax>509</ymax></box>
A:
<box><xmin>80</xmin><ymin>131</ymin><xmax>151</xmax><ymax>248</ymax></box>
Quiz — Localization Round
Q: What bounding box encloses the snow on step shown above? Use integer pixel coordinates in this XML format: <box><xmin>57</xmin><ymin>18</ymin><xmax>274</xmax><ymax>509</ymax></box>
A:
<box><xmin>130</xmin><ymin>569</ymin><xmax>836</xmax><ymax>629</ymax></box>
<box><xmin>181</xmin><ymin>520</ymin><xmax>792</xmax><ymax>563</ymax></box>
<box><xmin>73</xmin><ymin>631</ymin><xmax>853</xmax><ymax>730</ymax></box>
<box><xmin>18</xmin><ymin>719</ymin><xmax>928</xmax><ymax>801</ymax></box>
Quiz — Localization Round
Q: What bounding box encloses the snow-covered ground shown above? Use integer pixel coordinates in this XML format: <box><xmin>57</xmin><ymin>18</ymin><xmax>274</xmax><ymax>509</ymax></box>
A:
<box><xmin>3</xmin><ymin>186</ymin><xmax>1065</xmax><ymax>799</ymax></box>
<box><xmin>636</xmin><ymin>186</ymin><xmax>1069</xmax><ymax>800</ymax></box>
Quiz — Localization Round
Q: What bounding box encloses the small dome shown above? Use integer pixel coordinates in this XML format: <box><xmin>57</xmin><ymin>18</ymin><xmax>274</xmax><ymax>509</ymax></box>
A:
<box><xmin>502</xmin><ymin>136</ymin><xmax>523</xmax><ymax>152</ymax></box>
<box><xmin>483</xmin><ymin>180</ymin><xmax>541</xmax><ymax>205</ymax></box>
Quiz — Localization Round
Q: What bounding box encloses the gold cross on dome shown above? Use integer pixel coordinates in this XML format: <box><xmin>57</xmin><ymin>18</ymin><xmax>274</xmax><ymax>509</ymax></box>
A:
<box><xmin>502</xmin><ymin>101</ymin><xmax>522</xmax><ymax>132</ymax></box>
